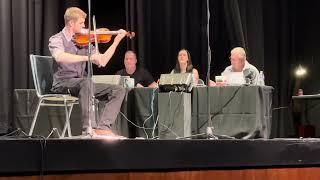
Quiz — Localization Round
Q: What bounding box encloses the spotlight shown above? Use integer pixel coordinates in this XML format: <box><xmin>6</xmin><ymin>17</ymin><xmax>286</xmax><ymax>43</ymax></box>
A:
<box><xmin>295</xmin><ymin>65</ymin><xmax>307</xmax><ymax>77</ymax></box>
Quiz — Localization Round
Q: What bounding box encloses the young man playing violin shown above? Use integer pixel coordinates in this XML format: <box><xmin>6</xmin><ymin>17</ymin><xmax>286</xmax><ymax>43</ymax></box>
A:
<box><xmin>48</xmin><ymin>7</ymin><xmax>127</xmax><ymax>137</ymax></box>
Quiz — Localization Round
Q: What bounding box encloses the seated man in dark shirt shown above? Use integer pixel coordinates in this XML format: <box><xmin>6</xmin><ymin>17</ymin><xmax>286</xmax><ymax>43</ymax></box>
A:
<box><xmin>116</xmin><ymin>50</ymin><xmax>158</xmax><ymax>88</ymax></box>
<box><xmin>48</xmin><ymin>7</ymin><xmax>127</xmax><ymax>137</ymax></box>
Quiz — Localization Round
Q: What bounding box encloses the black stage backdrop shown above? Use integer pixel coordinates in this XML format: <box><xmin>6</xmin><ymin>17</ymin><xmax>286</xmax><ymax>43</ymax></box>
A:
<box><xmin>2</xmin><ymin>0</ymin><xmax>319</xmax><ymax>138</ymax></box>
<box><xmin>0</xmin><ymin>0</ymin><xmax>78</xmax><ymax>134</ymax></box>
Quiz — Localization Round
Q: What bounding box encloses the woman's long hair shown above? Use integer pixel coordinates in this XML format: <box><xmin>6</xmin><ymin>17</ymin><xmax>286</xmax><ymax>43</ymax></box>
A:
<box><xmin>173</xmin><ymin>49</ymin><xmax>193</xmax><ymax>73</ymax></box>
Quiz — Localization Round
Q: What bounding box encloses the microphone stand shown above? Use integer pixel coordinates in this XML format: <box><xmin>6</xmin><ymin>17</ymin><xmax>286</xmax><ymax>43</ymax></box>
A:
<box><xmin>178</xmin><ymin>0</ymin><xmax>221</xmax><ymax>140</ymax></box>
<box><xmin>205</xmin><ymin>0</ymin><xmax>216</xmax><ymax>139</ymax></box>
<box><xmin>202</xmin><ymin>1</ymin><xmax>235</xmax><ymax>140</ymax></box>
<box><xmin>86</xmin><ymin>0</ymin><xmax>95</xmax><ymax>136</ymax></box>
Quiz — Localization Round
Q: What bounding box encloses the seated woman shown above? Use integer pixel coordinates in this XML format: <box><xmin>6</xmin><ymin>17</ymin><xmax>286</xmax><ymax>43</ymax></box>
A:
<box><xmin>171</xmin><ymin>49</ymin><xmax>199</xmax><ymax>85</ymax></box>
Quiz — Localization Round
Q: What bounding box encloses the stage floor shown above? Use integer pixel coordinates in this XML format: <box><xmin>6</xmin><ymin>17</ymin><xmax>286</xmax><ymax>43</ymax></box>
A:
<box><xmin>1</xmin><ymin>137</ymin><xmax>320</xmax><ymax>175</ymax></box>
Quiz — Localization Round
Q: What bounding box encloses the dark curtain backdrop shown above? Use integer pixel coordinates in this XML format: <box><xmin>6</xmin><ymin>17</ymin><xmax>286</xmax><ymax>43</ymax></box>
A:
<box><xmin>1</xmin><ymin>0</ymin><xmax>302</xmax><ymax>137</ymax></box>
<box><xmin>263</xmin><ymin>0</ymin><xmax>296</xmax><ymax>137</ymax></box>
<box><xmin>125</xmin><ymin>0</ymin><xmax>296</xmax><ymax>137</ymax></box>
<box><xmin>125</xmin><ymin>0</ymin><xmax>208</xmax><ymax>80</ymax></box>
<box><xmin>0</xmin><ymin>0</ymin><xmax>79</xmax><ymax>133</ymax></box>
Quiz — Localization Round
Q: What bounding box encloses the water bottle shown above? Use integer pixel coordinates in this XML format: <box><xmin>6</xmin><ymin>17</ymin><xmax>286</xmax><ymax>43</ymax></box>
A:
<box><xmin>258</xmin><ymin>71</ymin><xmax>265</xmax><ymax>86</ymax></box>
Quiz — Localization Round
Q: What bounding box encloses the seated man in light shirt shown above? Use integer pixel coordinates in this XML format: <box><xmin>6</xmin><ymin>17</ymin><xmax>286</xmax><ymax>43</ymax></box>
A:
<box><xmin>210</xmin><ymin>47</ymin><xmax>259</xmax><ymax>86</ymax></box>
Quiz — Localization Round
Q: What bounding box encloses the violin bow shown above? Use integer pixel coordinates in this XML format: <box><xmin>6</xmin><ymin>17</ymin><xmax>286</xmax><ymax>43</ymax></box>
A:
<box><xmin>93</xmin><ymin>15</ymin><xmax>100</xmax><ymax>54</ymax></box>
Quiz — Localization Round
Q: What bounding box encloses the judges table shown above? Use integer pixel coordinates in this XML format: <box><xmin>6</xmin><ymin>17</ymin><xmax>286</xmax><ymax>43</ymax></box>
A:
<box><xmin>130</xmin><ymin>88</ymin><xmax>158</xmax><ymax>138</ymax></box>
<box><xmin>292</xmin><ymin>94</ymin><xmax>320</xmax><ymax>124</ymax></box>
<box><xmin>13</xmin><ymin>89</ymin><xmax>81</xmax><ymax>137</ymax></box>
<box><xmin>192</xmin><ymin>86</ymin><xmax>273</xmax><ymax>139</ymax></box>
<box><xmin>95</xmin><ymin>88</ymin><xmax>158</xmax><ymax>138</ymax></box>
<box><xmin>13</xmin><ymin>88</ymin><xmax>158</xmax><ymax>138</ymax></box>
<box><xmin>292</xmin><ymin>94</ymin><xmax>320</xmax><ymax>137</ymax></box>
<box><xmin>14</xmin><ymin>86</ymin><xmax>273</xmax><ymax>139</ymax></box>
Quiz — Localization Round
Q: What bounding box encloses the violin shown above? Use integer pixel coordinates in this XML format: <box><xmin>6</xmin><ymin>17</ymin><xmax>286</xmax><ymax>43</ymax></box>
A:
<box><xmin>74</xmin><ymin>28</ymin><xmax>135</xmax><ymax>47</ymax></box>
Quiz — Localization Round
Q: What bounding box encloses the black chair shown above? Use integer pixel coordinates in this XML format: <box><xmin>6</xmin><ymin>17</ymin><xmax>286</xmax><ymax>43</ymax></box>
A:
<box><xmin>29</xmin><ymin>54</ymin><xmax>78</xmax><ymax>138</ymax></box>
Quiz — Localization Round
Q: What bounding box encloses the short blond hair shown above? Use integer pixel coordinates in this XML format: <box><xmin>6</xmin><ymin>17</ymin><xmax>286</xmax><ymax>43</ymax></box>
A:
<box><xmin>231</xmin><ymin>47</ymin><xmax>246</xmax><ymax>60</ymax></box>
<box><xmin>64</xmin><ymin>7</ymin><xmax>87</xmax><ymax>25</ymax></box>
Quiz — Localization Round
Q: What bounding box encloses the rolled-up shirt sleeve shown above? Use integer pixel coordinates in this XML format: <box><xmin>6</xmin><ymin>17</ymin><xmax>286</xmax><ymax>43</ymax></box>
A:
<box><xmin>48</xmin><ymin>35</ymin><xmax>64</xmax><ymax>59</ymax></box>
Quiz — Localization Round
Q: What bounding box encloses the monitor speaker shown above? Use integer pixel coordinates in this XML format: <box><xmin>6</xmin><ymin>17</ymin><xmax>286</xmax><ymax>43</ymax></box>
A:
<box><xmin>158</xmin><ymin>73</ymin><xmax>193</xmax><ymax>92</ymax></box>
<box><xmin>92</xmin><ymin>75</ymin><xmax>121</xmax><ymax>85</ymax></box>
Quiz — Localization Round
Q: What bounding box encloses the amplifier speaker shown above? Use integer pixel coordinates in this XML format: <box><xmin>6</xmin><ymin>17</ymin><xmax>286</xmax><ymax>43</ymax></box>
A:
<box><xmin>158</xmin><ymin>73</ymin><xmax>193</xmax><ymax>92</ymax></box>
<box><xmin>158</xmin><ymin>92</ymin><xmax>191</xmax><ymax>139</ymax></box>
